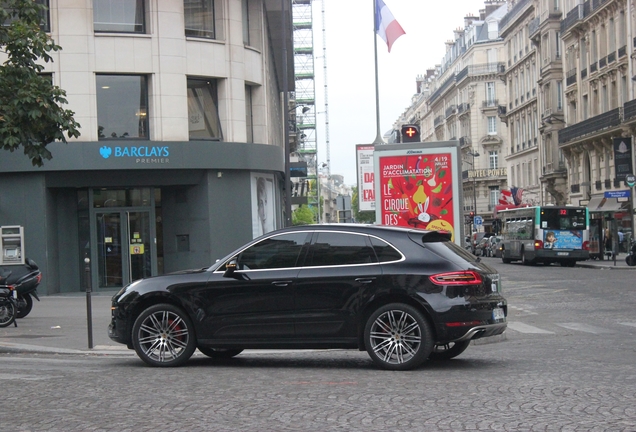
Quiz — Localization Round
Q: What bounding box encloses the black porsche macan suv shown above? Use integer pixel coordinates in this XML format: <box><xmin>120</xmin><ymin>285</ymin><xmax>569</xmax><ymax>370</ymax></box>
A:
<box><xmin>109</xmin><ymin>224</ymin><xmax>507</xmax><ymax>370</ymax></box>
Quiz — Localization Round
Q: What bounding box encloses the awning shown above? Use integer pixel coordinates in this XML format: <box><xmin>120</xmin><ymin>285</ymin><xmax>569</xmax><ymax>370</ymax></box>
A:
<box><xmin>587</xmin><ymin>196</ymin><xmax>623</xmax><ymax>212</ymax></box>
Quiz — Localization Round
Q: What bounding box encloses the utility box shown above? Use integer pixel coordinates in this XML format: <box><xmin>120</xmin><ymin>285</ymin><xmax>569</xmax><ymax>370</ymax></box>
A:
<box><xmin>0</xmin><ymin>225</ymin><xmax>25</xmax><ymax>265</ymax></box>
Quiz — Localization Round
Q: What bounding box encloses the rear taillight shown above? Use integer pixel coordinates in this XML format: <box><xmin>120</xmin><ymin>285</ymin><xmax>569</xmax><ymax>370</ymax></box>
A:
<box><xmin>429</xmin><ymin>270</ymin><xmax>483</xmax><ymax>286</ymax></box>
<box><xmin>582</xmin><ymin>241</ymin><xmax>590</xmax><ymax>251</ymax></box>
<box><xmin>534</xmin><ymin>240</ymin><xmax>544</xmax><ymax>249</ymax></box>
<box><xmin>36</xmin><ymin>274</ymin><xmax>42</xmax><ymax>283</ymax></box>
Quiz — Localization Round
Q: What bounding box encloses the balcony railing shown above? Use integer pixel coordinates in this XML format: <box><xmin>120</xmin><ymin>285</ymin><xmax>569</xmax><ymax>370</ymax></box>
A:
<box><xmin>558</xmin><ymin>107</ymin><xmax>621</xmax><ymax>144</ymax></box>
<box><xmin>528</xmin><ymin>16</ymin><xmax>540</xmax><ymax>37</ymax></box>
<box><xmin>607</xmin><ymin>51</ymin><xmax>616</xmax><ymax>64</ymax></box>
<box><xmin>590</xmin><ymin>62</ymin><xmax>597</xmax><ymax>73</ymax></box>
<box><xmin>571</xmin><ymin>184</ymin><xmax>580</xmax><ymax>193</ymax></box>
<box><xmin>459</xmin><ymin>136</ymin><xmax>471</xmax><ymax>148</ymax></box>
<box><xmin>624</xmin><ymin>99</ymin><xmax>636</xmax><ymax>120</ymax></box>
<box><xmin>499</xmin><ymin>0</ymin><xmax>530</xmax><ymax>31</ymax></box>
<box><xmin>581</xmin><ymin>68</ymin><xmax>587</xmax><ymax>79</ymax></box>
<box><xmin>498</xmin><ymin>105</ymin><xmax>507</xmax><ymax>116</ymax></box>
<box><xmin>561</xmin><ymin>4</ymin><xmax>584</xmax><ymax>33</ymax></box>
<box><xmin>618</xmin><ymin>45</ymin><xmax>627</xmax><ymax>58</ymax></box>
<box><xmin>457</xmin><ymin>102</ymin><xmax>470</xmax><ymax>115</ymax></box>
<box><xmin>483</xmin><ymin>99</ymin><xmax>498</xmax><ymax>108</ymax></box>
<box><xmin>599</xmin><ymin>56</ymin><xmax>607</xmax><ymax>68</ymax></box>
<box><xmin>566</xmin><ymin>68</ymin><xmax>577</xmax><ymax>86</ymax></box>
<box><xmin>434</xmin><ymin>115</ymin><xmax>444</xmax><ymax>128</ymax></box>
<box><xmin>445</xmin><ymin>105</ymin><xmax>457</xmax><ymax>118</ymax></box>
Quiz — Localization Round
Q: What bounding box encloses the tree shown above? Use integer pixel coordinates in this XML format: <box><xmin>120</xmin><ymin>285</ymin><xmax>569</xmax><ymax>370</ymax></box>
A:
<box><xmin>351</xmin><ymin>186</ymin><xmax>376</xmax><ymax>224</ymax></box>
<box><xmin>292</xmin><ymin>205</ymin><xmax>316</xmax><ymax>226</ymax></box>
<box><xmin>0</xmin><ymin>0</ymin><xmax>80</xmax><ymax>166</ymax></box>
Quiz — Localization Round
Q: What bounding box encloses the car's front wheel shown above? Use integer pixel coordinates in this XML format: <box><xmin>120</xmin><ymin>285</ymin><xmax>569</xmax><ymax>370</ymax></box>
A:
<box><xmin>198</xmin><ymin>347</ymin><xmax>244</xmax><ymax>359</ymax></box>
<box><xmin>132</xmin><ymin>303</ymin><xmax>197</xmax><ymax>367</ymax></box>
<box><xmin>364</xmin><ymin>303</ymin><xmax>433</xmax><ymax>371</ymax></box>
<box><xmin>428</xmin><ymin>340</ymin><xmax>470</xmax><ymax>361</ymax></box>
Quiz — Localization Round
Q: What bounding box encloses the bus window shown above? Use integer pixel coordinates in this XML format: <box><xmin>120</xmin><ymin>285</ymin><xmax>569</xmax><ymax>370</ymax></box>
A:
<box><xmin>540</xmin><ymin>209</ymin><xmax>587</xmax><ymax>230</ymax></box>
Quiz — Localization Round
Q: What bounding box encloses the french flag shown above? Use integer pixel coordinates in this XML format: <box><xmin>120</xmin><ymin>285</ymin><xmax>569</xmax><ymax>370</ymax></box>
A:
<box><xmin>375</xmin><ymin>0</ymin><xmax>405</xmax><ymax>53</ymax></box>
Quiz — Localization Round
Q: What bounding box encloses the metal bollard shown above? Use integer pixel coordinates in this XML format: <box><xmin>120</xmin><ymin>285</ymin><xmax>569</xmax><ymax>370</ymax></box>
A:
<box><xmin>84</xmin><ymin>257</ymin><xmax>93</xmax><ymax>349</ymax></box>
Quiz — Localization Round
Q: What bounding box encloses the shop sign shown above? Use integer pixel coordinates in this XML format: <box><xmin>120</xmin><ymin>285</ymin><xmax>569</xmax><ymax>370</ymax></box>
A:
<box><xmin>99</xmin><ymin>145</ymin><xmax>170</xmax><ymax>164</ymax></box>
<box><xmin>613</xmin><ymin>137</ymin><xmax>633</xmax><ymax>180</ymax></box>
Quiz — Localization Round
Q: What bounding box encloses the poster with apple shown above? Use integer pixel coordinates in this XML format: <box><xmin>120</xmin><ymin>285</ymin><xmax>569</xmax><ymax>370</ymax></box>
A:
<box><xmin>373</xmin><ymin>142</ymin><xmax>463</xmax><ymax>245</ymax></box>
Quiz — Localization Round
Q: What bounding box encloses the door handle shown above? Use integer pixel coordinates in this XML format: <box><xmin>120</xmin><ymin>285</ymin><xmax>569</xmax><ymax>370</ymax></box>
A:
<box><xmin>355</xmin><ymin>277</ymin><xmax>376</xmax><ymax>284</ymax></box>
<box><xmin>272</xmin><ymin>280</ymin><xmax>293</xmax><ymax>286</ymax></box>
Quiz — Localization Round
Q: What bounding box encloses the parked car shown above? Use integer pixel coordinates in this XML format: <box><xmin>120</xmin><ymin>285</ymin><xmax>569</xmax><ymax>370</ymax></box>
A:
<box><xmin>475</xmin><ymin>237</ymin><xmax>490</xmax><ymax>256</ymax></box>
<box><xmin>109</xmin><ymin>224</ymin><xmax>507</xmax><ymax>370</ymax></box>
<box><xmin>471</xmin><ymin>232</ymin><xmax>494</xmax><ymax>255</ymax></box>
<box><xmin>486</xmin><ymin>235</ymin><xmax>503</xmax><ymax>258</ymax></box>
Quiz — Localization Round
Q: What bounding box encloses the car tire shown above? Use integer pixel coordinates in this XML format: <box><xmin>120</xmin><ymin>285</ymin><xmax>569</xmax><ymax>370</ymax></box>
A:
<box><xmin>364</xmin><ymin>303</ymin><xmax>433</xmax><ymax>371</ymax></box>
<box><xmin>198</xmin><ymin>347</ymin><xmax>243</xmax><ymax>359</ymax></box>
<box><xmin>132</xmin><ymin>303</ymin><xmax>197</xmax><ymax>367</ymax></box>
<box><xmin>428</xmin><ymin>340</ymin><xmax>471</xmax><ymax>361</ymax></box>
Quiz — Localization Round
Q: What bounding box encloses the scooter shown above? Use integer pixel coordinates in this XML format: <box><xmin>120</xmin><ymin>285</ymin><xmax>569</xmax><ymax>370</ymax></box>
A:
<box><xmin>0</xmin><ymin>258</ymin><xmax>42</xmax><ymax>319</ymax></box>
<box><xmin>626</xmin><ymin>240</ymin><xmax>636</xmax><ymax>267</ymax></box>
<box><xmin>0</xmin><ymin>268</ymin><xmax>18</xmax><ymax>328</ymax></box>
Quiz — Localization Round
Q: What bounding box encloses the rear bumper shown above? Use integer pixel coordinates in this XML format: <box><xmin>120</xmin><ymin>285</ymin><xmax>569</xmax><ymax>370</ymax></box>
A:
<box><xmin>453</xmin><ymin>322</ymin><xmax>507</xmax><ymax>342</ymax></box>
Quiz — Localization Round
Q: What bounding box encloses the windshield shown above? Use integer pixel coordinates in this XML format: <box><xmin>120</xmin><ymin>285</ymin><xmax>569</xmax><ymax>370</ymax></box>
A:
<box><xmin>540</xmin><ymin>208</ymin><xmax>586</xmax><ymax>230</ymax></box>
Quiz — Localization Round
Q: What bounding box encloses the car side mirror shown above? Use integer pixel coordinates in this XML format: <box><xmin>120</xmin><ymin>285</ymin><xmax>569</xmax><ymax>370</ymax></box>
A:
<box><xmin>224</xmin><ymin>257</ymin><xmax>238</xmax><ymax>277</ymax></box>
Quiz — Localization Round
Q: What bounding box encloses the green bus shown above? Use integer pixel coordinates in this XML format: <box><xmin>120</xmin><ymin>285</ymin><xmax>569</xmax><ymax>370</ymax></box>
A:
<box><xmin>499</xmin><ymin>206</ymin><xmax>590</xmax><ymax>267</ymax></box>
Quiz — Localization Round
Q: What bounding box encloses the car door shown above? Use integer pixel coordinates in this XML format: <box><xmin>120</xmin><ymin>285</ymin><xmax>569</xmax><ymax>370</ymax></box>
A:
<box><xmin>294</xmin><ymin>231</ymin><xmax>382</xmax><ymax>340</ymax></box>
<box><xmin>194</xmin><ymin>231</ymin><xmax>311</xmax><ymax>342</ymax></box>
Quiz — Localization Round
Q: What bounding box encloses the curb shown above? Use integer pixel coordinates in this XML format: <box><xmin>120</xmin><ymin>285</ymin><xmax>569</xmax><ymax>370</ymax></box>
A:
<box><xmin>576</xmin><ymin>263</ymin><xmax>636</xmax><ymax>270</ymax></box>
<box><xmin>0</xmin><ymin>341</ymin><xmax>134</xmax><ymax>356</ymax></box>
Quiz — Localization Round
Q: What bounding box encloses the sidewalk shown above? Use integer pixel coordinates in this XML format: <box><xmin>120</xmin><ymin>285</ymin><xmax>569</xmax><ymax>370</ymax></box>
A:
<box><xmin>0</xmin><ymin>293</ymin><xmax>135</xmax><ymax>356</ymax></box>
<box><xmin>576</xmin><ymin>256</ymin><xmax>636</xmax><ymax>269</ymax></box>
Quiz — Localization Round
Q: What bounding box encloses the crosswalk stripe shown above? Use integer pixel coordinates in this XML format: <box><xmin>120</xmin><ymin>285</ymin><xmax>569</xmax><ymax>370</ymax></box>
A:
<box><xmin>618</xmin><ymin>322</ymin><xmax>636</xmax><ymax>328</ymax></box>
<box><xmin>507</xmin><ymin>322</ymin><xmax>554</xmax><ymax>334</ymax></box>
<box><xmin>556</xmin><ymin>323</ymin><xmax>613</xmax><ymax>334</ymax></box>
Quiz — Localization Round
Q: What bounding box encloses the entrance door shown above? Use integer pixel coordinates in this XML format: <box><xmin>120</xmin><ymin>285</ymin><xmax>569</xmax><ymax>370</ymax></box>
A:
<box><xmin>95</xmin><ymin>210</ymin><xmax>153</xmax><ymax>289</ymax></box>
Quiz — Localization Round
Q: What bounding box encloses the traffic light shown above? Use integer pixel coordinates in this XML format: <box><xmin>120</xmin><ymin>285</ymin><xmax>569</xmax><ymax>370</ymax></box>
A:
<box><xmin>469</xmin><ymin>211</ymin><xmax>475</xmax><ymax>222</ymax></box>
<box><xmin>401</xmin><ymin>124</ymin><xmax>420</xmax><ymax>143</ymax></box>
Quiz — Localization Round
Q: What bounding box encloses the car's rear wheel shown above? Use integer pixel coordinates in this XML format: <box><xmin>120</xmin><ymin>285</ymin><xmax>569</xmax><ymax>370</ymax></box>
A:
<box><xmin>364</xmin><ymin>303</ymin><xmax>433</xmax><ymax>371</ymax></box>
<box><xmin>132</xmin><ymin>303</ymin><xmax>196</xmax><ymax>367</ymax></box>
<box><xmin>428</xmin><ymin>340</ymin><xmax>471</xmax><ymax>361</ymax></box>
<box><xmin>198</xmin><ymin>347</ymin><xmax>243</xmax><ymax>359</ymax></box>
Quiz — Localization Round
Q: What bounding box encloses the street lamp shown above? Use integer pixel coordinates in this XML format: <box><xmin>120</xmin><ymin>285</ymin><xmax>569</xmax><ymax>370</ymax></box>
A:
<box><xmin>467</xmin><ymin>151</ymin><xmax>480</xmax><ymax>232</ymax></box>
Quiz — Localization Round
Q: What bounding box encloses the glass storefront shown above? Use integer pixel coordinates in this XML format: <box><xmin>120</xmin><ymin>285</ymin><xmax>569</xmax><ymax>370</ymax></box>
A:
<box><xmin>78</xmin><ymin>188</ymin><xmax>163</xmax><ymax>290</ymax></box>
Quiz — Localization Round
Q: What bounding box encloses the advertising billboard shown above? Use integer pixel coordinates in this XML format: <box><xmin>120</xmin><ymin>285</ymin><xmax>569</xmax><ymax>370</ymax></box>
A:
<box><xmin>374</xmin><ymin>142</ymin><xmax>463</xmax><ymax>244</ymax></box>
<box><xmin>356</xmin><ymin>144</ymin><xmax>376</xmax><ymax>212</ymax></box>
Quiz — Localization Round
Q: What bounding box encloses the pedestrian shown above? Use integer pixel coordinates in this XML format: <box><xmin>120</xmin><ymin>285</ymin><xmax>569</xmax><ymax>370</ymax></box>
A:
<box><xmin>604</xmin><ymin>228</ymin><xmax>613</xmax><ymax>258</ymax></box>
<box><xmin>618</xmin><ymin>229</ymin><xmax>624</xmax><ymax>252</ymax></box>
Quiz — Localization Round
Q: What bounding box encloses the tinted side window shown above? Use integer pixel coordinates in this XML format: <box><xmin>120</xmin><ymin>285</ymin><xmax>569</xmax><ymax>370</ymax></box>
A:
<box><xmin>238</xmin><ymin>232</ymin><xmax>309</xmax><ymax>270</ymax></box>
<box><xmin>370</xmin><ymin>237</ymin><xmax>402</xmax><ymax>262</ymax></box>
<box><xmin>307</xmin><ymin>232</ymin><xmax>376</xmax><ymax>266</ymax></box>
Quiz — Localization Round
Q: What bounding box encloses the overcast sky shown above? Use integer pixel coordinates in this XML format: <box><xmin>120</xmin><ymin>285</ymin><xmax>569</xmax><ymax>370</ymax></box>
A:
<box><xmin>311</xmin><ymin>0</ymin><xmax>485</xmax><ymax>185</ymax></box>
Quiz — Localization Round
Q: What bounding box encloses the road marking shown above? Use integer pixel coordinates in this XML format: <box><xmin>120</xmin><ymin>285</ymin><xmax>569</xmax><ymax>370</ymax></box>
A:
<box><xmin>508</xmin><ymin>305</ymin><xmax>538</xmax><ymax>315</ymax></box>
<box><xmin>618</xmin><ymin>322</ymin><xmax>636</xmax><ymax>328</ymax></box>
<box><xmin>556</xmin><ymin>323</ymin><xmax>614</xmax><ymax>334</ymax></box>
<box><xmin>507</xmin><ymin>322</ymin><xmax>554</xmax><ymax>334</ymax></box>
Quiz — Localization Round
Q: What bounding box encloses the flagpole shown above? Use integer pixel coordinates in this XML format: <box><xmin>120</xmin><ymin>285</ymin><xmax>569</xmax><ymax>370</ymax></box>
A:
<box><xmin>372</xmin><ymin>0</ymin><xmax>384</xmax><ymax>145</ymax></box>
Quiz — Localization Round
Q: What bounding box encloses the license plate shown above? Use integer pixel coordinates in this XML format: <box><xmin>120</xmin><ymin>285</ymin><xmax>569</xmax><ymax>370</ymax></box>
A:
<box><xmin>557</xmin><ymin>252</ymin><xmax>569</xmax><ymax>256</ymax></box>
<box><xmin>492</xmin><ymin>308</ymin><xmax>505</xmax><ymax>321</ymax></box>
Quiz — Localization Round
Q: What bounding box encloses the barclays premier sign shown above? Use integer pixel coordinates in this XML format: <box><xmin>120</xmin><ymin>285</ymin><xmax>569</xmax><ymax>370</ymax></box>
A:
<box><xmin>99</xmin><ymin>145</ymin><xmax>170</xmax><ymax>164</ymax></box>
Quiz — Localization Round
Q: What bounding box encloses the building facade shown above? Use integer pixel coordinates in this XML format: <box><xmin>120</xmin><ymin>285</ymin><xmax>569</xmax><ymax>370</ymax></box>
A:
<box><xmin>0</xmin><ymin>0</ymin><xmax>294</xmax><ymax>293</ymax></box>
<box><xmin>393</xmin><ymin>1</ymin><xmax>510</xmax><ymax>234</ymax></box>
<box><xmin>558</xmin><ymin>0</ymin><xmax>635</xmax><ymax>255</ymax></box>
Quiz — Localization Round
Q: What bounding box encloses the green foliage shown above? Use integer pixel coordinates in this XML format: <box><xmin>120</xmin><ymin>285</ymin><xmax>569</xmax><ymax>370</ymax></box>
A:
<box><xmin>292</xmin><ymin>205</ymin><xmax>316</xmax><ymax>226</ymax></box>
<box><xmin>351</xmin><ymin>186</ymin><xmax>376</xmax><ymax>224</ymax></box>
<box><xmin>0</xmin><ymin>0</ymin><xmax>80</xmax><ymax>166</ymax></box>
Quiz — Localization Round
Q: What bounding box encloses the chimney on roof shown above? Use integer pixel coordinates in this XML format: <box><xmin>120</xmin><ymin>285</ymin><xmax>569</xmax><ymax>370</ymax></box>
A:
<box><xmin>416</xmin><ymin>75</ymin><xmax>425</xmax><ymax>93</ymax></box>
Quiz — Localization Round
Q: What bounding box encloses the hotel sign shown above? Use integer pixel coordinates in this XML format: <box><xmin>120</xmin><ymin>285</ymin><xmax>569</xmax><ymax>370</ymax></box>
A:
<box><xmin>467</xmin><ymin>168</ymin><xmax>508</xmax><ymax>179</ymax></box>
